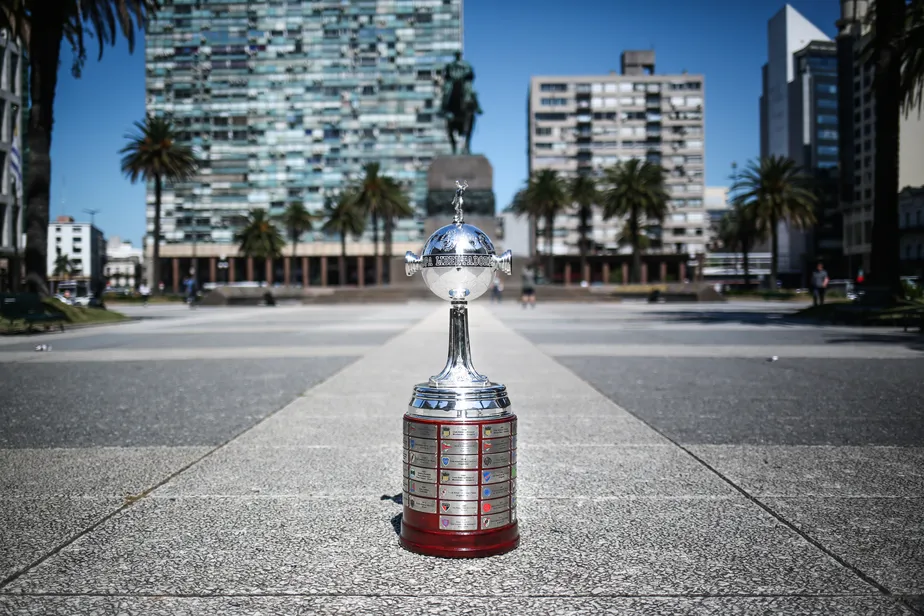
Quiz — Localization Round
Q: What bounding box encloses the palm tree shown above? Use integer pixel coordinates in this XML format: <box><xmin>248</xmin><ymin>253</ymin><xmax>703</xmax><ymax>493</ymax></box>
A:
<box><xmin>600</xmin><ymin>159</ymin><xmax>670</xmax><ymax>283</ymax></box>
<box><xmin>524</xmin><ymin>169</ymin><xmax>568</xmax><ymax>282</ymax></box>
<box><xmin>278</xmin><ymin>201</ymin><xmax>316</xmax><ymax>261</ymax></box>
<box><xmin>569</xmin><ymin>172</ymin><xmax>598</xmax><ymax>282</ymax></box>
<box><xmin>507</xmin><ymin>187</ymin><xmax>541</xmax><ymax>256</ymax></box>
<box><xmin>52</xmin><ymin>248</ymin><xmax>77</xmax><ymax>280</ymax></box>
<box><xmin>235</xmin><ymin>208</ymin><xmax>284</xmax><ymax>283</ymax></box>
<box><xmin>899</xmin><ymin>0</ymin><xmax>924</xmax><ymax>112</ymax></box>
<box><xmin>733</xmin><ymin>156</ymin><xmax>817</xmax><ymax>289</ymax></box>
<box><xmin>120</xmin><ymin>115</ymin><xmax>197</xmax><ymax>293</ymax></box>
<box><xmin>378</xmin><ymin>183</ymin><xmax>414</xmax><ymax>280</ymax></box>
<box><xmin>716</xmin><ymin>200</ymin><xmax>764</xmax><ymax>289</ymax></box>
<box><xmin>322</xmin><ymin>192</ymin><xmax>366</xmax><ymax>286</ymax></box>
<box><xmin>1</xmin><ymin>1</ymin><xmax>160</xmax><ymax>294</ymax></box>
<box><xmin>353</xmin><ymin>162</ymin><xmax>406</xmax><ymax>279</ymax></box>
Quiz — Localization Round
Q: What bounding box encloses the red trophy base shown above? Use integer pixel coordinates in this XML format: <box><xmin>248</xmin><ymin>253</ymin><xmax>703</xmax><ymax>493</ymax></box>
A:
<box><xmin>400</xmin><ymin>414</ymin><xmax>519</xmax><ymax>559</ymax></box>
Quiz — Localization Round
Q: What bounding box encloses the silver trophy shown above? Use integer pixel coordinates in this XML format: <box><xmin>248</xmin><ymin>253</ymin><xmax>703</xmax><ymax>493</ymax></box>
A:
<box><xmin>401</xmin><ymin>181</ymin><xmax>519</xmax><ymax>558</ymax></box>
<box><xmin>404</xmin><ymin>180</ymin><xmax>512</xmax><ymax>395</ymax></box>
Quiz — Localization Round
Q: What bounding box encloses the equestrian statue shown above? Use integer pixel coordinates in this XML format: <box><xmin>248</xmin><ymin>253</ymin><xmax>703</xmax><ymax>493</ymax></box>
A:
<box><xmin>439</xmin><ymin>51</ymin><xmax>482</xmax><ymax>155</ymax></box>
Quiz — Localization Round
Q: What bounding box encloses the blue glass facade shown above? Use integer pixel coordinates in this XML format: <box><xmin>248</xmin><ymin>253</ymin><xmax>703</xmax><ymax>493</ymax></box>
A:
<box><xmin>144</xmin><ymin>0</ymin><xmax>463</xmax><ymax>249</ymax></box>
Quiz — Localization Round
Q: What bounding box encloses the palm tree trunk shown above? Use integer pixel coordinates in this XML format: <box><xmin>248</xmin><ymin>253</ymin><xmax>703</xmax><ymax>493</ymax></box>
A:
<box><xmin>340</xmin><ymin>234</ymin><xmax>347</xmax><ymax>287</ymax></box>
<box><xmin>371</xmin><ymin>210</ymin><xmax>380</xmax><ymax>259</ymax></box>
<box><xmin>578</xmin><ymin>204</ymin><xmax>589</xmax><ymax>282</ymax></box>
<box><xmin>870</xmin><ymin>0</ymin><xmax>904</xmax><ymax>294</ymax></box>
<box><xmin>152</xmin><ymin>175</ymin><xmax>163</xmax><ymax>293</ymax></box>
<box><xmin>383</xmin><ymin>217</ymin><xmax>393</xmax><ymax>284</ymax></box>
<box><xmin>770</xmin><ymin>215</ymin><xmax>779</xmax><ymax>289</ymax></box>
<box><xmin>630</xmin><ymin>207</ymin><xmax>641</xmax><ymax>284</ymax></box>
<box><xmin>545</xmin><ymin>213</ymin><xmax>555</xmax><ymax>284</ymax></box>
<box><xmin>742</xmin><ymin>238</ymin><xmax>752</xmax><ymax>289</ymax></box>
<box><xmin>23</xmin><ymin>16</ymin><xmax>66</xmax><ymax>295</ymax></box>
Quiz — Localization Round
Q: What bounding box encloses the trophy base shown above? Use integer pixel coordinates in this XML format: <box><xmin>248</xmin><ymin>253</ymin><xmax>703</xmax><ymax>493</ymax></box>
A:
<box><xmin>400</xmin><ymin>519</ymin><xmax>520</xmax><ymax>559</ymax></box>
<box><xmin>400</xmin><ymin>413</ymin><xmax>519</xmax><ymax>559</ymax></box>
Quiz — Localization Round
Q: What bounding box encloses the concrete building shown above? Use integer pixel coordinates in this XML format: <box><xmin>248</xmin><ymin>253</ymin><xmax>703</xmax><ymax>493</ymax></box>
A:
<box><xmin>0</xmin><ymin>31</ymin><xmax>24</xmax><ymax>291</ymax></box>
<box><xmin>899</xmin><ymin>187</ymin><xmax>924</xmax><ymax>275</ymax></box>
<box><xmin>144</xmin><ymin>0</ymin><xmax>462</xmax><ymax>289</ymax></box>
<box><xmin>836</xmin><ymin>0</ymin><xmax>924</xmax><ymax>276</ymax></box>
<box><xmin>105</xmin><ymin>236</ymin><xmax>143</xmax><ymax>291</ymax></box>
<box><xmin>47</xmin><ymin>216</ymin><xmax>106</xmax><ymax>292</ymax></box>
<box><xmin>528</xmin><ymin>50</ymin><xmax>707</xmax><ymax>263</ymax></box>
<box><xmin>759</xmin><ymin>5</ymin><xmax>832</xmax><ymax>279</ymax></box>
<box><xmin>704</xmin><ymin>186</ymin><xmax>730</xmax><ymax>247</ymax></box>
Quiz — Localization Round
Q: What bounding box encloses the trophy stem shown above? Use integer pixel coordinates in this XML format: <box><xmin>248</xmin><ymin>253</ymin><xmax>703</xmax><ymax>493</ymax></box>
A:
<box><xmin>429</xmin><ymin>300</ymin><xmax>489</xmax><ymax>387</ymax></box>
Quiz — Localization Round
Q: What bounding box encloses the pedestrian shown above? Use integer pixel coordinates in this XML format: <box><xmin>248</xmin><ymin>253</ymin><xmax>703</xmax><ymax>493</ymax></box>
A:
<box><xmin>139</xmin><ymin>281</ymin><xmax>151</xmax><ymax>307</ymax></box>
<box><xmin>184</xmin><ymin>275</ymin><xmax>198</xmax><ymax>309</ymax></box>
<box><xmin>812</xmin><ymin>261</ymin><xmax>829</xmax><ymax>306</ymax></box>
<box><xmin>521</xmin><ymin>264</ymin><xmax>537</xmax><ymax>309</ymax></box>
<box><xmin>491</xmin><ymin>272</ymin><xmax>504</xmax><ymax>303</ymax></box>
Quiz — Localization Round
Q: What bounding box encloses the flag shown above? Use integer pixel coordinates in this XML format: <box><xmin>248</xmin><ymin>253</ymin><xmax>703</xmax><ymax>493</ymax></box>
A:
<box><xmin>10</xmin><ymin>121</ymin><xmax>22</xmax><ymax>199</ymax></box>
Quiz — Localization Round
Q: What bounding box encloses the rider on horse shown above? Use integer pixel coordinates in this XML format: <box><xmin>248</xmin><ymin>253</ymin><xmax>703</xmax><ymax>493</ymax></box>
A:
<box><xmin>439</xmin><ymin>51</ymin><xmax>482</xmax><ymax>154</ymax></box>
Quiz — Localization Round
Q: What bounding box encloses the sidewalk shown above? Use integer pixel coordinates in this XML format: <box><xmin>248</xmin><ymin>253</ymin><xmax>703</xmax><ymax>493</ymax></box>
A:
<box><xmin>0</xmin><ymin>304</ymin><xmax>918</xmax><ymax>615</ymax></box>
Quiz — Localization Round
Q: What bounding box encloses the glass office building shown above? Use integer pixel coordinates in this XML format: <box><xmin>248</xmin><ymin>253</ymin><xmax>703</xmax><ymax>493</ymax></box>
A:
<box><xmin>144</xmin><ymin>0</ymin><xmax>462</xmax><ymax>287</ymax></box>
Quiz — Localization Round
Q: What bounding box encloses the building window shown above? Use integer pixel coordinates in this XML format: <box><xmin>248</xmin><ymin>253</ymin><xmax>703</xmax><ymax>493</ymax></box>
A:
<box><xmin>535</xmin><ymin>127</ymin><xmax>552</xmax><ymax>136</ymax></box>
<box><xmin>817</xmin><ymin>114</ymin><xmax>838</xmax><ymax>125</ymax></box>
<box><xmin>818</xmin><ymin>129</ymin><xmax>838</xmax><ymax>140</ymax></box>
<box><xmin>816</xmin><ymin>84</ymin><xmax>837</xmax><ymax>95</ymax></box>
<box><xmin>540</xmin><ymin>83</ymin><xmax>567</xmax><ymax>92</ymax></box>
<box><xmin>818</xmin><ymin>145</ymin><xmax>838</xmax><ymax>156</ymax></box>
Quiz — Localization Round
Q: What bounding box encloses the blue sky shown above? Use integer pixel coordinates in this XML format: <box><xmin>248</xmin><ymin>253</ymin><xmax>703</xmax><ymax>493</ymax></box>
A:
<box><xmin>49</xmin><ymin>0</ymin><xmax>840</xmax><ymax>246</ymax></box>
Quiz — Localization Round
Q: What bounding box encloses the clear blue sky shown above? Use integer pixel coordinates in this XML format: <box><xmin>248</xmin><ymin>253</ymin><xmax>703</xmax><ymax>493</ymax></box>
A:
<box><xmin>49</xmin><ymin>0</ymin><xmax>840</xmax><ymax>246</ymax></box>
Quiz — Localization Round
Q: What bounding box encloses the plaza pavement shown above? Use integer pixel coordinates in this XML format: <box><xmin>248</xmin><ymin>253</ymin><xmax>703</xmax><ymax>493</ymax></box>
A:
<box><xmin>0</xmin><ymin>299</ymin><xmax>922</xmax><ymax>615</ymax></box>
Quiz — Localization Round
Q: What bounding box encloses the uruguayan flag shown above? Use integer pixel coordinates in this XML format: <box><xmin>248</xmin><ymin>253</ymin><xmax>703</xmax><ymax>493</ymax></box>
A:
<box><xmin>10</xmin><ymin>122</ymin><xmax>22</xmax><ymax>198</ymax></box>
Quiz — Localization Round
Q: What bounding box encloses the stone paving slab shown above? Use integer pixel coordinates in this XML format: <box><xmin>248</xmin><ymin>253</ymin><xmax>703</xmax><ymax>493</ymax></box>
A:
<box><xmin>541</xmin><ymin>343</ymin><xmax>924</xmax><ymax>359</ymax></box>
<box><xmin>0</xmin><ymin>496</ymin><xmax>121</xmax><ymax>581</ymax></box>
<box><xmin>690</xmin><ymin>446</ymin><xmax>924</xmax><ymax>497</ymax></box>
<box><xmin>2</xmin><ymin>498</ymin><xmax>871</xmax><ymax>597</ymax></box>
<box><xmin>0</xmin><ymin>595</ymin><xmax>913</xmax><ymax>616</ymax></box>
<box><xmin>763</xmin><ymin>497</ymin><xmax>924</xmax><ymax>595</ymax></box>
<box><xmin>0</xmin><ymin>357</ymin><xmax>356</xmax><ymax>448</ymax></box>
<box><xmin>0</xmin><ymin>447</ymin><xmax>209</xmax><ymax>497</ymax></box>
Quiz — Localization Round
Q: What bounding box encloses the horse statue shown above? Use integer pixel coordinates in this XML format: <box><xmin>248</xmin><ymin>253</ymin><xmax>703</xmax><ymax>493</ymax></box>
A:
<box><xmin>439</xmin><ymin>52</ymin><xmax>483</xmax><ymax>155</ymax></box>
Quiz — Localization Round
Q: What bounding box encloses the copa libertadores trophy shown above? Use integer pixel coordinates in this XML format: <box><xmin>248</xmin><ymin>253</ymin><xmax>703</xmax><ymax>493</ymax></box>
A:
<box><xmin>400</xmin><ymin>181</ymin><xmax>518</xmax><ymax>558</ymax></box>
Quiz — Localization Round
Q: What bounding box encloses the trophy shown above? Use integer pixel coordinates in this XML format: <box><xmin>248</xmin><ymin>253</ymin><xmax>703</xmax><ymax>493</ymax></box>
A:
<box><xmin>400</xmin><ymin>181</ymin><xmax>519</xmax><ymax>558</ymax></box>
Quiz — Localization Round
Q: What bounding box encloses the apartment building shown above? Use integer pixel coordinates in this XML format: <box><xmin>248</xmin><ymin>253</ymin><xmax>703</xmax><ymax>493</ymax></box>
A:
<box><xmin>836</xmin><ymin>0</ymin><xmax>924</xmax><ymax>276</ymax></box>
<box><xmin>47</xmin><ymin>216</ymin><xmax>106</xmax><ymax>292</ymax></box>
<box><xmin>527</xmin><ymin>50</ymin><xmax>707</xmax><ymax>258</ymax></box>
<box><xmin>144</xmin><ymin>0</ymin><xmax>462</xmax><ymax>286</ymax></box>
<box><xmin>0</xmin><ymin>31</ymin><xmax>24</xmax><ymax>291</ymax></box>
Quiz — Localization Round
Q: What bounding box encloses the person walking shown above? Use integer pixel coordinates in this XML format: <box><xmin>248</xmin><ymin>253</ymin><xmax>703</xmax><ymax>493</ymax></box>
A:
<box><xmin>139</xmin><ymin>282</ymin><xmax>151</xmax><ymax>307</ymax></box>
<box><xmin>521</xmin><ymin>264</ymin><xmax>537</xmax><ymax>309</ymax></box>
<box><xmin>184</xmin><ymin>275</ymin><xmax>198</xmax><ymax>309</ymax></box>
<box><xmin>491</xmin><ymin>272</ymin><xmax>504</xmax><ymax>303</ymax></box>
<box><xmin>812</xmin><ymin>262</ymin><xmax>829</xmax><ymax>306</ymax></box>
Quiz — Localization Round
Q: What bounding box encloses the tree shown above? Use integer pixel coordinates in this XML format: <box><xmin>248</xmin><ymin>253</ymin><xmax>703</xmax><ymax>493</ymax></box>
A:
<box><xmin>52</xmin><ymin>247</ymin><xmax>77</xmax><ymax>280</ymax></box>
<box><xmin>715</xmin><ymin>199</ymin><xmax>764</xmax><ymax>289</ymax></box>
<box><xmin>899</xmin><ymin>0</ymin><xmax>924</xmax><ymax>112</ymax></box>
<box><xmin>524</xmin><ymin>169</ymin><xmax>568</xmax><ymax>282</ymax></box>
<box><xmin>507</xmin><ymin>187</ymin><xmax>541</xmax><ymax>256</ymax></box>
<box><xmin>322</xmin><ymin>192</ymin><xmax>366</xmax><ymax>286</ymax></box>
<box><xmin>235</xmin><ymin>208</ymin><xmax>284</xmax><ymax>283</ymax></box>
<box><xmin>0</xmin><ymin>1</ymin><xmax>161</xmax><ymax>294</ymax></box>
<box><xmin>378</xmin><ymin>182</ymin><xmax>414</xmax><ymax>279</ymax></box>
<box><xmin>353</xmin><ymin>162</ymin><xmax>406</xmax><ymax>280</ymax></box>
<box><xmin>600</xmin><ymin>159</ymin><xmax>669</xmax><ymax>283</ymax></box>
<box><xmin>733</xmin><ymin>156</ymin><xmax>817</xmax><ymax>289</ymax></box>
<box><xmin>278</xmin><ymin>201</ymin><xmax>316</xmax><ymax>260</ymax></box>
<box><xmin>569</xmin><ymin>172</ymin><xmax>598</xmax><ymax>282</ymax></box>
<box><xmin>120</xmin><ymin>115</ymin><xmax>197</xmax><ymax>292</ymax></box>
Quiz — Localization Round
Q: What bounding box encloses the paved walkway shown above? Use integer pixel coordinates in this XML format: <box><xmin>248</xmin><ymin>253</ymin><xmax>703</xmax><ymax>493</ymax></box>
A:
<box><xmin>0</xmin><ymin>302</ymin><xmax>921</xmax><ymax>615</ymax></box>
